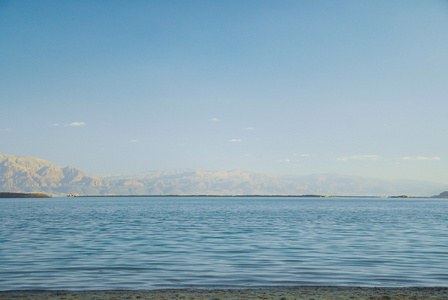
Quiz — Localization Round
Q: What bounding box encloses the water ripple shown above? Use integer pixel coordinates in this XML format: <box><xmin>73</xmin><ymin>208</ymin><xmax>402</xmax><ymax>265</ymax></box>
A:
<box><xmin>1</xmin><ymin>197</ymin><xmax>447</xmax><ymax>290</ymax></box>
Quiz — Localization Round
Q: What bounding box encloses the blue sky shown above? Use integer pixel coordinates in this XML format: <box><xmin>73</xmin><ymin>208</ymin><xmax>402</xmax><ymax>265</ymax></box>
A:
<box><xmin>1</xmin><ymin>0</ymin><xmax>448</xmax><ymax>183</ymax></box>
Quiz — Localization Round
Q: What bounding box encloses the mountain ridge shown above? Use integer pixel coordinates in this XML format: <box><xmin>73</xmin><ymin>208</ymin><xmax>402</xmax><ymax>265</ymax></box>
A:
<box><xmin>0</xmin><ymin>154</ymin><xmax>445</xmax><ymax>197</ymax></box>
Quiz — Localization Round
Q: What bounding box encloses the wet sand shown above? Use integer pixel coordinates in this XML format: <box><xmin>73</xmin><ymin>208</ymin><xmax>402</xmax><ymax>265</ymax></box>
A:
<box><xmin>1</xmin><ymin>287</ymin><xmax>448</xmax><ymax>300</ymax></box>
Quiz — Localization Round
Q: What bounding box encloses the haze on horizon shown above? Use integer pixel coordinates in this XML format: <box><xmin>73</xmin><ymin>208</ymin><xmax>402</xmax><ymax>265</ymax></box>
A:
<box><xmin>1</xmin><ymin>1</ymin><xmax>448</xmax><ymax>184</ymax></box>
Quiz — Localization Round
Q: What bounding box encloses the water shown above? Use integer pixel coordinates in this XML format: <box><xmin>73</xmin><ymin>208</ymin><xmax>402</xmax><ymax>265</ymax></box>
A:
<box><xmin>0</xmin><ymin>197</ymin><xmax>447</xmax><ymax>290</ymax></box>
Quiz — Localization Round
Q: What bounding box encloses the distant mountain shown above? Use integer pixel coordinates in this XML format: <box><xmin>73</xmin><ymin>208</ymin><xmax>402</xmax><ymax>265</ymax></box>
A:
<box><xmin>432</xmin><ymin>191</ymin><xmax>448</xmax><ymax>198</ymax></box>
<box><xmin>0</xmin><ymin>154</ymin><xmax>108</xmax><ymax>196</ymax></box>
<box><xmin>1</xmin><ymin>154</ymin><xmax>446</xmax><ymax>197</ymax></box>
<box><xmin>96</xmin><ymin>169</ymin><xmax>290</xmax><ymax>195</ymax></box>
<box><xmin>277</xmin><ymin>173</ymin><xmax>446</xmax><ymax>197</ymax></box>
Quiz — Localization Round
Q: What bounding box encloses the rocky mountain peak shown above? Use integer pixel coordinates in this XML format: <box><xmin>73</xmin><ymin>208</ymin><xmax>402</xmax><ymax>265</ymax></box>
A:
<box><xmin>1</xmin><ymin>154</ymin><xmax>446</xmax><ymax>197</ymax></box>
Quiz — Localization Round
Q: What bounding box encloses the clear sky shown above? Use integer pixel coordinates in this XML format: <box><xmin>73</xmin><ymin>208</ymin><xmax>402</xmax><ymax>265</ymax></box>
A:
<box><xmin>1</xmin><ymin>0</ymin><xmax>448</xmax><ymax>183</ymax></box>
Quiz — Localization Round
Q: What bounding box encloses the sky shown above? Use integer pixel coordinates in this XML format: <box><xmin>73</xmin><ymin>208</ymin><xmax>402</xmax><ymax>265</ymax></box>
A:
<box><xmin>1</xmin><ymin>0</ymin><xmax>448</xmax><ymax>183</ymax></box>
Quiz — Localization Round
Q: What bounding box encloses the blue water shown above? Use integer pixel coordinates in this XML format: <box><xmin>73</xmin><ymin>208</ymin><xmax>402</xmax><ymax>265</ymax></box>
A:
<box><xmin>0</xmin><ymin>197</ymin><xmax>447</xmax><ymax>290</ymax></box>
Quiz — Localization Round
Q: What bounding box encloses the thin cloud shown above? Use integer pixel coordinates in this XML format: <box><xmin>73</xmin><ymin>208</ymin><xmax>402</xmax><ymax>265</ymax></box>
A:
<box><xmin>129</xmin><ymin>139</ymin><xmax>138</xmax><ymax>143</ymax></box>
<box><xmin>0</xmin><ymin>128</ymin><xmax>12</xmax><ymax>132</ymax></box>
<box><xmin>230</xmin><ymin>139</ymin><xmax>242</xmax><ymax>142</ymax></box>
<box><xmin>294</xmin><ymin>153</ymin><xmax>311</xmax><ymax>157</ymax></box>
<box><xmin>51</xmin><ymin>123</ymin><xmax>61</xmax><ymax>127</ymax></box>
<box><xmin>401</xmin><ymin>156</ymin><xmax>440</xmax><ymax>161</ymax></box>
<box><xmin>352</xmin><ymin>155</ymin><xmax>380</xmax><ymax>160</ymax></box>
<box><xmin>275</xmin><ymin>159</ymin><xmax>291</xmax><ymax>163</ymax></box>
<box><xmin>246</xmin><ymin>126</ymin><xmax>255</xmax><ymax>130</ymax></box>
<box><xmin>210</xmin><ymin>117</ymin><xmax>219</xmax><ymax>122</ymax></box>
<box><xmin>66</xmin><ymin>122</ymin><xmax>86</xmax><ymax>126</ymax></box>
<box><xmin>337</xmin><ymin>155</ymin><xmax>380</xmax><ymax>161</ymax></box>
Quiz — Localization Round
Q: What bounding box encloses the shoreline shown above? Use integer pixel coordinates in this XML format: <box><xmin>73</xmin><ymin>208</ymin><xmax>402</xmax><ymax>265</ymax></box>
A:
<box><xmin>77</xmin><ymin>194</ymin><xmax>432</xmax><ymax>198</ymax></box>
<box><xmin>0</xmin><ymin>192</ymin><xmax>51</xmax><ymax>198</ymax></box>
<box><xmin>1</xmin><ymin>287</ymin><xmax>448</xmax><ymax>300</ymax></box>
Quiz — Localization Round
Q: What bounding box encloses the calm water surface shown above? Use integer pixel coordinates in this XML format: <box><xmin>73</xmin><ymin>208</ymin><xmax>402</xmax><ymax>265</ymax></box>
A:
<box><xmin>0</xmin><ymin>197</ymin><xmax>447</xmax><ymax>290</ymax></box>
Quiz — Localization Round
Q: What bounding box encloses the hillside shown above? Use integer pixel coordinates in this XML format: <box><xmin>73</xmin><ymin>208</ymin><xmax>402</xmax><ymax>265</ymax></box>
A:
<box><xmin>1</xmin><ymin>154</ymin><xmax>446</xmax><ymax>197</ymax></box>
<box><xmin>0</xmin><ymin>154</ymin><xmax>108</xmax><ymax>196</ymax></box>
<box><xmin>433</xmin><ymin>191</ymin><xmax>448</xmax><ymax>198</ymax></box>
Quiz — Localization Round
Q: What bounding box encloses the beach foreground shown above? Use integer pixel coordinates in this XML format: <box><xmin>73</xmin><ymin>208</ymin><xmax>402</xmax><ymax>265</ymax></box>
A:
<box><xmin>1</xmin><ymin>287</ymin><xmax>448</xmax><ymax>300</ymax></box>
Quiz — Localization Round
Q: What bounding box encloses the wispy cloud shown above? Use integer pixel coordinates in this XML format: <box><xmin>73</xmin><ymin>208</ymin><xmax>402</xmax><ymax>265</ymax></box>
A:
<box><xmin>336</xmin><ymin>157</ymin><xmax>349</xmax><ymax>161</ymax></box>
<box><xmin>230</xmin><ymin>139</ymin><xmax>242</xmax><ymax>142</ymax></box>
<box><xmin>0</xmin><ymin>128</ymin><xmax>12</xmax><ymax>132</ymax></box>
<box><xmin>246</xmin><ymin>126</ymin><xmax>255</xmax><ymax>130</ymax></box>
<box><xmin>210</xmin><ymin>117</ymin><xmax>219</xmax><ymax>122</ymax></box>
<box><xmin>353</xmin><ymin>155</ymin><xmax>380</xmax><ymax>160</ymax></box>
<box><xmin>51</xmin><ymin>123</ymin><xmax>61</xmax><ymax>127</ymax></box>
<box><xmin>129</xmin><ymin>139</ymin><xmax>138</xmax><ymax>143</ymax></box>
<box><xmin>294</xmin><ymin>153</ymin><xmax>311</xmax><ymax>157</ymax></box>
<box><xmin>401</xmin><ymin>156</ymin><xmax>440</xmax><ymax>161</ymax></box>
<box><xmin>275</xmin><ymin>159</ymin><xmax>291</xmax><ymax>163</ymax></box>
<box><xmin>337</xmin><ymin>155</ymin><xmax>380</xmax><ymax>161</ymax></box>
<box><xmin>66</xmin><ymin>122</ymin><xmax>86</xmax><ymax>127</ymax></box>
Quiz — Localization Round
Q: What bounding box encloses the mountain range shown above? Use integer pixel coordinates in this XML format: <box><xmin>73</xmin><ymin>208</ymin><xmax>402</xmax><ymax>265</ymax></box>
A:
<box><xmin>0</xmin><ymin>153</ymin><xmax>446</xmax><ymax>197</ymax></box>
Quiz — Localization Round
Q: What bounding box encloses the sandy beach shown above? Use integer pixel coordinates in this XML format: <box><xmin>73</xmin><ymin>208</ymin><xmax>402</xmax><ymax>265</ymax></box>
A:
<box><xmin>1</xmin><ymin>287</ymin><xmax>448</xmax><ymax>300</ymax></box>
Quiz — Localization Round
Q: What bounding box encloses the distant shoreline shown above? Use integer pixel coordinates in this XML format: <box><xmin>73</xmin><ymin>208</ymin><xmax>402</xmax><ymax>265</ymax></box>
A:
<box><xmin>1</xmin><ymin>193</ymin><xmax>438</xmax><ymax>199</ymax></box>
<box><xmin>81</xmin><ymin>194</ymin><xmax>332</xmax><ymax>197</ymax></box>
<box><xmin>0</xmin><ymin>192</ymin><xmax>51</xmax><ymax>198</ymax></box>
<box><xmin>77</xmin><ymin>194</ymin><xmax>431</xmax><ymax>198</ymax></box>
